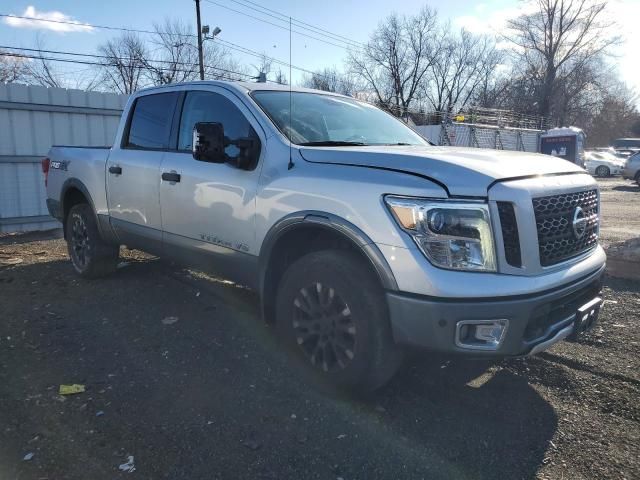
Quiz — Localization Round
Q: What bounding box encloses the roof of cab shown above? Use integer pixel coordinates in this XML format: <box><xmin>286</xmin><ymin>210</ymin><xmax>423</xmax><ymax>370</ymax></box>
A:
<box><xmin>135</xmin><ymin>80</ymin><xmax>346</xmax><ymax>97</ymax></box>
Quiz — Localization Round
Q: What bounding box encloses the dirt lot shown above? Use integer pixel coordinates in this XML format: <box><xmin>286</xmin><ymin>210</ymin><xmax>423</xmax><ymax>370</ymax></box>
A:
<box><xmin>598</xmin><ymin>177</ymin><xmax>640</xmax><ymax>246</ymax></box>
<box><xmin>0</xmin><ymin>177</ymin><xmax>638</xmax><ymax>480</ymax></box>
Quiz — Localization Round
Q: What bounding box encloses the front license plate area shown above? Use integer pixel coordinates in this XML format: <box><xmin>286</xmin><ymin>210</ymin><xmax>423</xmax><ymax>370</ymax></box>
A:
<box><xmin>568</xmin><ymin>296</ymin><xmax>602</xmax><ymax>341</ymax></box>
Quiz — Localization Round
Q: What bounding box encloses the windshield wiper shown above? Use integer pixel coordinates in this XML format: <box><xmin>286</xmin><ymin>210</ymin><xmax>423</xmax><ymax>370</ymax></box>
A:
<box><xmin>299</xmin><ymin>141</ymin><xmax>368</xmax><ymax>146</ymax></box>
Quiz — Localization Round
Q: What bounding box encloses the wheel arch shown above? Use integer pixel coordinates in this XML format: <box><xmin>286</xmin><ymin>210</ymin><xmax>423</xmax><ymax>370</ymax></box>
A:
<box><xmin>258</xmin><ymin>211</ymin><xmax>398</xmax><ymax>324</ymax></box>
<box><xmin>60</xmin><ymin>178</ymin><xmax>116</xmax><ymax>244</ymax></box>
<box><xmin>60</xmin><ymin>179</ymin><xmax>94</xmax><ymax>237</ymax></box>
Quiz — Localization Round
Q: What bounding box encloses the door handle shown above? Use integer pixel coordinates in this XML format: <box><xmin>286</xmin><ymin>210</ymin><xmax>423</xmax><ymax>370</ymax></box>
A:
<box><xmin>161</xmin><ymin>172</ymin><xmax>181</xmax><ymax>183</ymax></box>
<box><xmin>108</xmin><ymin>165</ymin><xmax>122</xmax><ymax>175</ymax></box>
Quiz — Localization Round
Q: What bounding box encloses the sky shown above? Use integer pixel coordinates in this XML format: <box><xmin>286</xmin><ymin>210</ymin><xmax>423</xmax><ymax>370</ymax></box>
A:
<box><xmin>1</xmin><ymin>0</ymin><xmax>639</xmax><ymax>98</ymax></box>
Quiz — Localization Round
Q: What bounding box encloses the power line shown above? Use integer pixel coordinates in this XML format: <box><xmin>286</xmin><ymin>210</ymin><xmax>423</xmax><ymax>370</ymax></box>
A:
<box><xmin>221</xmin><ymin>0</ymin><xmax>364</xmax><ymax>49</ymax></box>
<box><xmin>202</xmin><ymin>0</ymin><xmax>361</xmax><ymax>52</ymax></box>
<box><xmin>0</xmin><ymin>13</ymin><xmax>158</xmax><ymax>35</ymax></box>
<box><xmin>0</xmin><ymin>51</ymin><xmax>251</xmax><ymax>81</ymax></box>
<box><xmin>214</xmin><ymin>38</ymin><xmax>316</xmax><ymax>76</ymax></box>
<box><xmin>0</xmin><ymin>12</ymin><xmax>332</xmax><ymax>82</ymax></box>
<box><xmin>0</xmin><ymin>45</ymin><xmax>252</xmax><ymax>78</ymax></box>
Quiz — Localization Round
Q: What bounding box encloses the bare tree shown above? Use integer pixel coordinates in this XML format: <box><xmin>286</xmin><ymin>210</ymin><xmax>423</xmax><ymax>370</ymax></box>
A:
<box><xmin>301</xmin><ymin>67</ymin><xmax>357</xmax><ymax>95</ymax></box>
<box><xmin>504</xmin><ymin>0</ymin><xmax>620</xmax><ymax>118</ymax></box>
<box><xmin>203</xmin><ymin>45</ymin><xmax>248</xmax><ymax>81</ymax></box>
<box><xmin>553</xmin><ymin>56</ymin><xmax>607</xmax><ymax>125</ymax></box>
<box><xmin>349</xmin><ymin>6</ymin><xmax>440</xmax><ymax>115</ymax></box>
<box><xmin>272</xmin><ymin>68</ymin><xmax>288</xmax><ymax>85</ymax></box>
<box><xmin>424</xmin><ymin>28</ymin><xmax>502</xmax><ymax>113</ymax></box>
<box><xmin>252</xmin><ymin>53</ymin><xmax>273</xmax><ymax>81</ymax></box>
<box><xmin>0</xmin><ymin>50</ymin><xmax>28</xmax><ymax>83</ymax></box>
<box><xmin>98</xmin><ymin>32</ymin><xmax>148</xmax><ymax>94</ymax></box>
<box><xmin>22</xmin><ymin>36</ymin><xmax>63</xmax><ymax>88</ymax></box>
<box><xmin>582</xmin><ymin>82</ymin><xmax>640</xmax><ymax>146</ymax></box>
<box><xmin>146</xmin><ymin>19</ymin><xmax>199</xmax><ymax>85</ymax></box>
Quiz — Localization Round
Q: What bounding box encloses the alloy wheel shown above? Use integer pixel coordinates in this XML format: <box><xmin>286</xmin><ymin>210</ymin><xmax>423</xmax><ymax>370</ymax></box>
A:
<box><xmin>70</xmin><ymin>214</ymin><xmax>91</xmax><ymax>269</ymax></box>
<box><xmin>291</xmin><ymin>282</ymin><xmax>357</xmax><ymax>372</ymax></box>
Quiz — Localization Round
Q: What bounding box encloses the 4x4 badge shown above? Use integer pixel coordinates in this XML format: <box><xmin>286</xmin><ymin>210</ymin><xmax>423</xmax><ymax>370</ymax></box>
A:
<box><xmin>572</xmin><ymin>206</ymin><xmax>587</xmax><ymax>240</ymax></box>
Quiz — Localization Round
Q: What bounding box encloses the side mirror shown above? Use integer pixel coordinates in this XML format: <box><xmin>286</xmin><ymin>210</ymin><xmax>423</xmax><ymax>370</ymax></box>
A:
<box><xmin>193</xmin><ymin>122</ymin><xmax>226</xmax><ymax>163</ymax></box>
<box><xmin>233</xmin><ymin>136</ymin><xmax>261</xmax><ymax>170</ymax></box>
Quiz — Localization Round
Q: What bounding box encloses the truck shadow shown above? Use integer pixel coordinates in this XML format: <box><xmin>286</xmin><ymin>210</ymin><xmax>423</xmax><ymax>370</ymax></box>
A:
<box><xmin>363</xmin><ymin>354</ymin><xmax>558</xmax><ymax>479</ymax></box>
<box><xmin>612</xmin><ymin>184</ymin><xmax>639</xmax><ymax>193</ymax></box>
<box><xmin>1</xmin><ymin>256</ymin><xmax>558</xmax><ymax>480</ymax></box>
<box><xmin>116</xmin><ymin>257</ymin><xmax>561</xmax><ymax>479</ymax></box>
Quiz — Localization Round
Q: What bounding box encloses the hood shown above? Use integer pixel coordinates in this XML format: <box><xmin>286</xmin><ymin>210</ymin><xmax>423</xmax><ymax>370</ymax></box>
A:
<box><xmin>299</xmin><ymin>145</ymin><xmax>586</xmax><ymax>197</ymax></box>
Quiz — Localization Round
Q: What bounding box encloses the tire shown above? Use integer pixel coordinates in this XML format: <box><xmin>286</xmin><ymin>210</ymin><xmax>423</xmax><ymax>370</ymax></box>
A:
<box><xmin>595</xmin><ymin>165</ymin><xmax>610</xmax><ymax>177</ymax></box>
<box><xmin>66</xmin><ymin>203</ymin><xmax>119</xmax><ymax>278</ymax></box>
<box><xmin>275</xmin><ymin>250</ymin><xmax>403</xmax><ymax>392</ymax></box>
<box><xmin>636</xmin><ymin>172</ymin><xmax>640</xmax><ymax>187</ymax></box>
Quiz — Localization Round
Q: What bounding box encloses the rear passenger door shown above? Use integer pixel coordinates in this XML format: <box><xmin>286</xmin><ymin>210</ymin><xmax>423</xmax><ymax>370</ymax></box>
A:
<box><xmin>106</xmin><ymin>92</ymin><xmax>179</xmax><ymax>247</ymax></box>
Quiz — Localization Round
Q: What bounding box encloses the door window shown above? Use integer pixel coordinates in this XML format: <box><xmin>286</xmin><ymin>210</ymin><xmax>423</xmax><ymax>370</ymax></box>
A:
<box><xmin>178</xmin><ymin>91</ymin><xmax>256</xmax><ymax>157</ymax></box>
<box><xmin>125</xmin><ymin>92</ymin><xmax>179</xmax><ymax>149</ymax></box>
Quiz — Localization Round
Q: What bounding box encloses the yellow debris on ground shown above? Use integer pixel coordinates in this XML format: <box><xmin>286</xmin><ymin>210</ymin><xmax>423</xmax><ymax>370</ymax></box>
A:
<box><xmin>59</xmin><ymin>384</ymin><xmax>85</xmax><ymax>395</ymax></box>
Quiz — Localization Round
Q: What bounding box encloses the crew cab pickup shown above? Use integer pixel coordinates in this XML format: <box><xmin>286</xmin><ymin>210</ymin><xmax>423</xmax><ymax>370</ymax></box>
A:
<box><xmin>44</xmin><ymin>81</ymin><xmax>606</xmax><ymax>391</ymax></box>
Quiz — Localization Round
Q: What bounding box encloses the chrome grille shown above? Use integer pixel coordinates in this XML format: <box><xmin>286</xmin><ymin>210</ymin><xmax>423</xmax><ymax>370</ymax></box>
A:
<box><xmin>532</xmin><ymin>189</ymin><xmax>599</xmax><ymax>266</ymax></box>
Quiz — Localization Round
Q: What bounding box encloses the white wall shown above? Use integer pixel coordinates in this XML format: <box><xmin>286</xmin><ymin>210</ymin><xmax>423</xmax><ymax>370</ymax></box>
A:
<box><xmin>0</xmin><ymin>84</ymin><xmax>128</xmax><ymax>233</ymax></box>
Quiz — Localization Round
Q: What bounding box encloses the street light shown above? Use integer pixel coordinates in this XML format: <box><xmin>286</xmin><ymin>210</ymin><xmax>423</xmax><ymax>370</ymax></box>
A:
<box><xmin>202</xmin><ymin>25</ymin><xmax>222</xmax><ymax>40</ymax></box>
<box><xmin>195</xmin><ymin>0</ymin><xmax>222</xmax><ymax>80</ymax></box>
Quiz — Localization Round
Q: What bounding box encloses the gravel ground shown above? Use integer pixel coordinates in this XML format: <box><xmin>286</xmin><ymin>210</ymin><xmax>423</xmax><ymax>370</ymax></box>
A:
<box><xmin>598</xmin><ymin>177</ymin><xmax>640</xmax><ymax>246</ymax></box>
<box><xmin>0</xmin><ymin>177</ymin><xmax>638</xmax><ymax>480</ymax></box>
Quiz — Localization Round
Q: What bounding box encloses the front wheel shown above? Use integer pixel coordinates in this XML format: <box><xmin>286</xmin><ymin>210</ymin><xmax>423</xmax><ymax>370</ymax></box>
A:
<box><xmin>66</xmin><ymin>204</ymin><xmax>119</xmax><ymax>278</ymax></box>
<box><xmin>595</xmin><ymin>165</ymin><xmax>610</xmax><ymax>177</ymax></box>
<box><xmin>275</xmin><ymin>250</ymin><xmax>403</xmax><ymax>392</ymax></box>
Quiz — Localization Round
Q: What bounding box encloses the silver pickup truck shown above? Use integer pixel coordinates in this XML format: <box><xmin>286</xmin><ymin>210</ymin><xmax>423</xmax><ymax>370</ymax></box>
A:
<box><xmin>43</xmin><ymin>81</ymin><xmax>605</xmax><ymax>391</ymax></box>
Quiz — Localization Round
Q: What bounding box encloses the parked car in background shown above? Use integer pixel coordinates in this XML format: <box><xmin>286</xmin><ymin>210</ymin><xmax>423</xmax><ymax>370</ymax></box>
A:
<box><xmin>622</xmin><ymin>152</ymin><xmax>640</xmax><ymax>186</ymax></box>
<box><xmin>613</xmin><ymin>138</ymin><xmax>640</xmax><ymax>150</ymax></box>
<box><xmin>594</xmin><ymin>147</ymin><xmax>628</xmax><ymax>160</ymax></box>
<box><xmin>584</xmin><ymin>150</ymin><xmax>625</xmax><ymax>177</ymax></box>
<box><xmin>612</xmin><ymin>138</ymin><xmax>640</xmax><ymax>158</ymax></box>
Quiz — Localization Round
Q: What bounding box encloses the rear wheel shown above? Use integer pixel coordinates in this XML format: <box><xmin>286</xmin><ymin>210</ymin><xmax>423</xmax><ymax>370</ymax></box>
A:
<box><xmin>595</xmin><ymin>165</ymin><xmax>610</xmax><ymax>177</ymax></box>
<box><xmin>66</xmin><ymin>204</ymin><xmax>119</xmax><ymax>278</ymax></box>
<box><xmin>636</xmin><ymin>172</ymin><xmax>640</xmax><ymax>187</ymax></box>
<box><xmin>275</xmin><ymin>250</ymin><xmax>403</xmax><ymax>392</ymax></box>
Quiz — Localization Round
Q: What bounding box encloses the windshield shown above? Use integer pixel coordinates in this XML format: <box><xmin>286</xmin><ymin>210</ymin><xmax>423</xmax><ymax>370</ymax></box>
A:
<box><xmin>251</xmin><ymin>91</ymin><xmax>428</xmax><ymax>146</ymax></box>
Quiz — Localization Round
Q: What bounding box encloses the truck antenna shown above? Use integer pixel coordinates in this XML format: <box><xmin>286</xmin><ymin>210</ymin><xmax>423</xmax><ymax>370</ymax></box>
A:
<box><xmin>287</xmin><ymin>16</ymin><xmax>294</xmax><ymax>170</ymax></box>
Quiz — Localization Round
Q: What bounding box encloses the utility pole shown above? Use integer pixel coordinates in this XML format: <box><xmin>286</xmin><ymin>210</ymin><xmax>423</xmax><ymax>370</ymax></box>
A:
<box><xmin>195</xmin><ymin>0</ymin><xmax>205</xmax><ymax>80</ymax></box>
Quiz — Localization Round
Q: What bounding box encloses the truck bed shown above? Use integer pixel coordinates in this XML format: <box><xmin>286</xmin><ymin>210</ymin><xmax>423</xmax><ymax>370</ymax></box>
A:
<box><xmin>46</xmin><ymin>145</ymin><xmax>113</xmax><ymax>220</ymax></box>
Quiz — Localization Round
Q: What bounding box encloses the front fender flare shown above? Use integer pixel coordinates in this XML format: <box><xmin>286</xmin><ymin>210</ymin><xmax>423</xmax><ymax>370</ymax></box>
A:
<box><xmin>259</xmin><ymin>210</ymin><xmax>399</xmax><ymax>297</ymax></box>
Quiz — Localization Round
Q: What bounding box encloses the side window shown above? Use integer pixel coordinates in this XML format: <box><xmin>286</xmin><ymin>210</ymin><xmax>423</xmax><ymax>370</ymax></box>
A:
<box><xmin>126</xmin><ymin>92</ymin><xmax>178</xmax><ymax>149</ymax></box>
<box><xmin>178</xmin><ymin>91</ymin><xmax>256</xmax><ymax>156</ymax></box>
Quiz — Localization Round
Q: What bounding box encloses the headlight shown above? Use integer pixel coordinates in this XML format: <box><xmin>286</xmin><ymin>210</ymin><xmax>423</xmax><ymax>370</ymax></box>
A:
<box><xmin>385</xmin><ymin>196</ymin><xmax>497</xmax><ymax>272</ymax></box>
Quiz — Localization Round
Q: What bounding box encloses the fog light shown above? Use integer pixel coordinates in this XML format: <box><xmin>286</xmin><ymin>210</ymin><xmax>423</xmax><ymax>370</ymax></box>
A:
<box><xmin>455</xmin><ymin>319</ymin><xmax>509</xmax><ymax>350</ymax></box>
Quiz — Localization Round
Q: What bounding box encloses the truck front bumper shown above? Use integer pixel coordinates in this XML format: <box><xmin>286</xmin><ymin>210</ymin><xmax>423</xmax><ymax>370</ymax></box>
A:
<box><xmin>387</xmin><ymin>264</ymin><xmax>605</xmax><ymax>356</ymax></box>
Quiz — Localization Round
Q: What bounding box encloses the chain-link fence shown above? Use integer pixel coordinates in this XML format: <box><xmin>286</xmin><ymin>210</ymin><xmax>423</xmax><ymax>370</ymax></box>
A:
<box><xmin>439</xmin><ymin>123</ymin><xmax>541</xmax><ymax>152</ymax></box>
<box><xmin>406</xmin><ymin>106</ymin><xmax>547</xmax><ymax>153</ymax></box>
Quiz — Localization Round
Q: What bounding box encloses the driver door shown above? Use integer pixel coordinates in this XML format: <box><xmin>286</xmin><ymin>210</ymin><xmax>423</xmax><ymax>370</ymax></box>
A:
<box><xmin>159</xmin><ymin>88</ymin><xmax>265</xmax><ymax>285</ymax></box>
